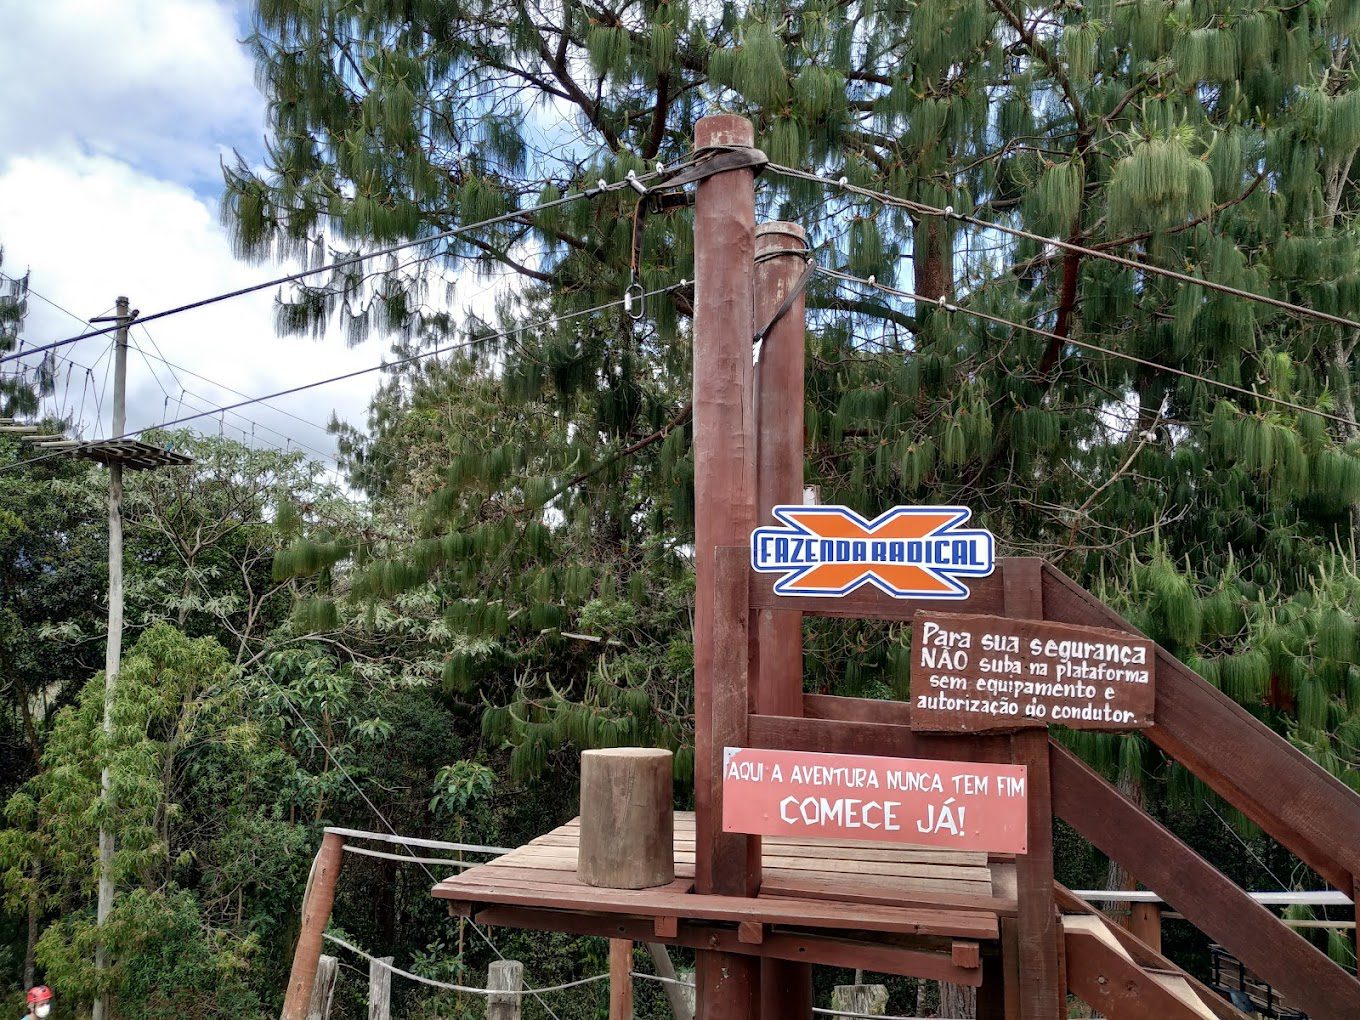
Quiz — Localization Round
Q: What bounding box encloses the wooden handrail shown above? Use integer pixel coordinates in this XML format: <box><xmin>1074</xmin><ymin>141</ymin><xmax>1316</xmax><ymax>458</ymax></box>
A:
<box><xmin>1041</xmin><ymin>563</ymin><xmax>1360</xmax><ymax>892</ymax></box>
<box><xmin>1050</xmin><ymin>739</ymin><xmax>1360</xmax><ymax>1018</ymax></box>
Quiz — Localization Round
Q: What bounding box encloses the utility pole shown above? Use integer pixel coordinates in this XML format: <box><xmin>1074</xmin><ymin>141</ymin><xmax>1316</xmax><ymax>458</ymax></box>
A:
<box><xmin>91</xmin><ymin>295</ymin><xmax>130</xmax><ymax>1020</ymax></box>
<box><xmin>3</xmin><ymin>298</ymin><xmax>190</xmax><ymax>1016</ymax></box>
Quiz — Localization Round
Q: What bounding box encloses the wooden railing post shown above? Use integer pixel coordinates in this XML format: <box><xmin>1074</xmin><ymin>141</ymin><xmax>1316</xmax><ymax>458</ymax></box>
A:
<box><xmin>1003</xmin><ymin>559</ymin><xmax>1064</xmax><ymax>1019</ymax></box>
<box><xmin>281</xmin><ymin>832</ymin><xmax>345</xmax><ymax>1020</ymax></box>
<box><xmin>367</xmin><ymin>956</ymin><xmax>393</xmax><ymax>1020</ymax></box>
<box><xmin>487</xmin><ymin>960</ymin><xmax>524</xmax><ymax>1020</ymax></box>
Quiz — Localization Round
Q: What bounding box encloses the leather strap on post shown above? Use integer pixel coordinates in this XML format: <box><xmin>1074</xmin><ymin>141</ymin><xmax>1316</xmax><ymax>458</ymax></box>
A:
<box><xmin>753</xmin><ymin>260</ymin><xmax>815</xmax><ymax>347</ymax></box>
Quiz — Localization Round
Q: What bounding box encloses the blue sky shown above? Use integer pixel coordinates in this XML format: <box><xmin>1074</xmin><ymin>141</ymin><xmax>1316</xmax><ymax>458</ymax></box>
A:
<box><xmin>0</xmin><ymin>1</ymin><xmax>424</xmax><ymax>478</ymax></box>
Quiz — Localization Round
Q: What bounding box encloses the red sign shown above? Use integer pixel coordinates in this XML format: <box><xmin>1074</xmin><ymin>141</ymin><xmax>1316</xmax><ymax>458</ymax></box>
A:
<box><xmin>721</xmin><ymin>747</ymin><xmax>1028</xmax><ymax>853</ymax></box>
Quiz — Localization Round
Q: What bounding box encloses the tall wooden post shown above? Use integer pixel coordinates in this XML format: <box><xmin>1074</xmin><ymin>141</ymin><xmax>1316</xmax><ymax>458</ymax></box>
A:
<box><xmin>282</xmin><ymin>832</ymin><xmax>346</xmax><ymax>1020</ymax></box>
<box><xmin>92</xmin><ymin>295</ymin><xmax>130</xmax><ymax>1020</ymax></box>
<box><xmin>1003</xmin><ymin>560</ymin><xmax>1064</xmax><ymax>1018</ymax></box>
<box><xmin>691</xmin><ymin>113</ymin><xmax>761</xmax><ymax>1020</ymax></box>
<box><xmin>753</xmin><ymin>222</ymin><xmax>813</xmax><ymax>1019</ymax></box>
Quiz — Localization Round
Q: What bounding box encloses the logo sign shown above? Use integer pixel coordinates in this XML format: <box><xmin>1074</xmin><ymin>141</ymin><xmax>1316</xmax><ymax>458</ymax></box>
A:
<box><xmin>722</xmin><ymin>747</ymin><xmax>1028</xmax><ymax>853</ymax></box>
<box><xmin>911</xmin><ymin>612</ymin><xmax>1156</xmax><ymax>733</ymax></box>
<box><xmin>751</xmin><ymin>505</ymin><xmax>995</xmax><ymax>599</ymax></box>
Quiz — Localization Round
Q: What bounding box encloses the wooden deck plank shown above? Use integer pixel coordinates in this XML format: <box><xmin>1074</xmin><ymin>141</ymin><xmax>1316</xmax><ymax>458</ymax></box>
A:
<box><xmin>504</xmin><ymin>846</ymin><xmax>989</xmax><ymax>881</ymax></box>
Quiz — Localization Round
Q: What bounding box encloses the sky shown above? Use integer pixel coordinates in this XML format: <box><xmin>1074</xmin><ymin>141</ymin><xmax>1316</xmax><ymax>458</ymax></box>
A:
<box><xmin>0</xmin><ymin>0</ymin><xmax>492</xmax><ymax>482</ymax></box>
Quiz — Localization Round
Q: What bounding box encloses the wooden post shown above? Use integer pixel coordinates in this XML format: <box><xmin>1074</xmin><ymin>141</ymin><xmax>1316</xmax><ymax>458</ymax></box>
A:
<box><xmin>611</xmin><ymin>939</ymin><xmax>635</xmax><ymax>1020</ymax></box>
<box><xmin>1004</xmin><ymin>559</ymin><xmax>1064</xmax><ymax>1019</ymax></box>
<box><xmin>305</xmin><ymin>955</ymin><xmax>338</xmax><ymax>1020</ymax></box>
<box><xmin>754</xmin><ymin>219</ymin><xmax>814</xmax><ymax>1020</ymax></box>
<box><xmin>692</xmin><ymin>112</ymin><xmax>761</xmax><ymax>1020</ymax></box>
<box><xmin>282</xmin><ymin>832</ymin><xmax>346</xmax><ymax>1020</ymax></box>
<box><xmin>368</xmin><ymin>956</ymin><xmax>393</xmax><ymax>1020</ymax></box>
<box><xmin>578</xmin><ymin>748</ymin><xmax>674</xmax><ymax>889</ymax></box>
<box><xmin>1129</xmin><ymin>902</ymin><xmax>1162</xmax><ymax>954</ymax></box>
<box><xmin>487</xmin><ymin>960</ymin><xmax>524</xmax><ymax>1020</ymax></box>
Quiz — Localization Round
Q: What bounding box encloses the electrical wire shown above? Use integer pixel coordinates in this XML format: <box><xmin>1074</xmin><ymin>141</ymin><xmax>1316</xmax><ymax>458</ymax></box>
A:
<box><xmin>766</xmin><ymin>163</ymin><xmax>1360</xmax><ymax>335</ymax></box>
<box><xmin>0</xmin><ymin>282</ymin><xmax>688</xmax><ymax>476</ymax></box>
<box><xmin>1</xmin><ymin>162</ymin><xmax>692</xmax><ymax>368</ymax></box>
<box><xmin>818</xmin><ymin>266</ymin><xmax>1360</xmax><ymax>429</ymax></box>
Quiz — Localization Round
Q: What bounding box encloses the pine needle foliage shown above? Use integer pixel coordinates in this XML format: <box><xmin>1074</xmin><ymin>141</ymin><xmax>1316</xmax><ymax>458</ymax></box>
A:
<box><xmin>237</xmin><ymin>0</ymin><xmax>1360</xmax><ymax>879</ymax></box>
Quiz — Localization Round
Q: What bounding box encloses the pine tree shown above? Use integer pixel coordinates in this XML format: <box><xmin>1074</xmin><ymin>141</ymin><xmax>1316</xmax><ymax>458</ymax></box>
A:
<box><xmin>237</xmin><ymin>0</ymin><xmax>1360</xmax><ymax>851</ymax></box>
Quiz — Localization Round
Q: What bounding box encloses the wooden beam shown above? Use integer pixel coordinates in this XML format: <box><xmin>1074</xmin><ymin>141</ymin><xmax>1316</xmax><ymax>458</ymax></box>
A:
<box><xmin>1064</xmin><ymin>929</ymin><xmax>1214</xmax><ymax>1019</ymax></box>
<box><xmin>471</xmin><ymin>905</ymin><xmax>985</xmax><ymax>983</ymax></box>
<box><xmin>1050</xmin><ymin>741</ymin><xmax>1360</xmax><ymax>1017</ymax></box>
<box><xmin>747</xmin><ymin>712</ymin><xmax>1010</xmax><ymax>763</ymax></box>
<box><xmin>1042</xmin><ymin>563</ymin><xmax>1360</xmax><ymax>891</ymax></box>
<box><xmin>750</xmin><ymin>564</ymin><xmax>1006</xmax><ymax>620</ymax></box>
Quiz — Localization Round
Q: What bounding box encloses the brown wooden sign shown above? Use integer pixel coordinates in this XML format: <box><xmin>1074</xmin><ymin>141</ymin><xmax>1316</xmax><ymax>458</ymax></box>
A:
<box><xmin>910</xmin><ymin>612</ymin><xmax>1155</xmax><ymax>732</ymax></box>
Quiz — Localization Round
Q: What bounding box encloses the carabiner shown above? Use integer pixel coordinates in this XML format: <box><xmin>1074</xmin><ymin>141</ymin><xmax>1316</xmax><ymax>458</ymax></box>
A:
<box><xmin>624</xmin><ymin>280</ymin><xmax>646</xmax><ymax>321</ymax></box>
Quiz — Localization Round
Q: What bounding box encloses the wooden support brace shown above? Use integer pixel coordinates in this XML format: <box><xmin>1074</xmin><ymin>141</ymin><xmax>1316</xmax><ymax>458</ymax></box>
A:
<box><xmin>738</xmin><ymin>921</ymin><xmax>766</xmax><ymax>945</ymax></box>
<box><xmin>952</xmin><ymin>941</ymin><xmax>981</xmax><ymax>970</ymax></box>
<box><xmin>655</xmin><ymin>915</ymin><xmax>679</xmax><ymax>938</ymax></box>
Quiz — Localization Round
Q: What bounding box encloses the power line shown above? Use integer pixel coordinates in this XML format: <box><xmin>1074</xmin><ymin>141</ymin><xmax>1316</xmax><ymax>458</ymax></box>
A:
<box><xmin>127</xmin><ymin>333</ymin><xmax>342</xmax><ymax>470</ymax></box>
<box><xmin>1</xmin><ymin>163</ymin><xmax>689</xmax><ymax>368</ymax></box>
<box><xmin>766</xmin><ymin>163</ymin><xmax>1360</xmax><ymax>335</ymax></box>
<box><xmin>0</xmin><ymin>278</ymin><xmax>686</xmax><ymax>476</ymax></box>
<box><xmin>818</xmin><ymin>266</ymin><xmax>1359</xmax><ymax>429</ymax></box>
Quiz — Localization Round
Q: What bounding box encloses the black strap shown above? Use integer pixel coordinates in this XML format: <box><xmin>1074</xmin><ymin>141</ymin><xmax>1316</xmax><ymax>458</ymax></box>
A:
<box><xmin>658</xmin><ymin>147</ymin><xmax>769</xmax><ymax>191</ymax></box>
<box><xmin>753</xmin><ymin>260</ymin><xmax>815</xmax><ymax>346</ymax></box>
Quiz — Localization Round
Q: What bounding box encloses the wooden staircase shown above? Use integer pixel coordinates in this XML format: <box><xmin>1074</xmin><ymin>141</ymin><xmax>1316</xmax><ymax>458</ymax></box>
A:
<box><xmin>1059</xmin><ymin>888</ymin><xmax>1250</xmax><ymax>1020</ymax></box>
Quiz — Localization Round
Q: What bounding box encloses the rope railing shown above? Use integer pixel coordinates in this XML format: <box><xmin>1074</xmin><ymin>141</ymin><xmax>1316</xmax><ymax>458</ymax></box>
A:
<box><xmin>324</xmin><ymin>933</ymin><xmax>610</xmax><ymax>995</ymax></box>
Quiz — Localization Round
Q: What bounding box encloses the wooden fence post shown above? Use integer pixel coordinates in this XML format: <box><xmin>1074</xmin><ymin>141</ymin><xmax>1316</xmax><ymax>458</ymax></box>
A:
<box><xmin>611</xmin><ymin>939</ymin><xmax>635</xmax><ymax>1020</ymax></box>
<box><xmin>487</xmin><ymin>960</ymin><xmax>524</xmax><ymax>1020</ymax></box>
<box><xmin>304</xmin><ymin>955</ymin><xmax>338</xmax><ymax>1020</ymax></box>
<box><xmin>1129</xmin><ymin>903</ymin><xmax>1163</xmax><ymax>954</ymax></box>
<box><xmin>368</xmin><ymin>955</ymin><xmax>393</xmax><ymax>1020</ymax></box>
<box><xmin>281</xmin><ymin>831</ymin><xmax>345</xmax><ymax>1020</ymax></box>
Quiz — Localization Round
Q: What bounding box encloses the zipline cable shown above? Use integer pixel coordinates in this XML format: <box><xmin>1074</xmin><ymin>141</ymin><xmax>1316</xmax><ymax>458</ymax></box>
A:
<box><xmin>818</xmin><ymin>266</ymin><xmax>1359</xmax><ymax>429</ymax></box>
<box><xmin>0</xmin><ymin>160</ymin><xmax>693</xmax><ymax>368</ymax></box>
<box><xmin>767</xmin><ymin>164</ymin><xmax>1360</xmax><ymax>335</ymax></box>
<box><xmin>0</xmin><ymin>281</ymin><xmax>688</xmax><ymax>476</ymax></box>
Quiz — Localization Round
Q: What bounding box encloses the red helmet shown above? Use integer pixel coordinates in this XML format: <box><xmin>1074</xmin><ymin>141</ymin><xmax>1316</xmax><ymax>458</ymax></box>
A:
<box><xmin>26</xmin><ymin>987</ymin><xmax>52</xmax><ymax>1005</ymax></box>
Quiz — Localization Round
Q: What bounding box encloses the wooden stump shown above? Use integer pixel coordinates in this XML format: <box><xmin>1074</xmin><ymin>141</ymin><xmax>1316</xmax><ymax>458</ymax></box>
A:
<box><xmin>578</xmin><ymin>748</ymin><xmax>674</xmax><ymax>889</ymax></box>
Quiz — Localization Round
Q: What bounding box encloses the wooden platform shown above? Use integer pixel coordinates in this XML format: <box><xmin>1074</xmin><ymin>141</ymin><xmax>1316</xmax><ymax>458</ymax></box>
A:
<box><xmin>432</xmin><ymin>813</ymin><xmax>1016</xmax><ymax>982</ymax></box>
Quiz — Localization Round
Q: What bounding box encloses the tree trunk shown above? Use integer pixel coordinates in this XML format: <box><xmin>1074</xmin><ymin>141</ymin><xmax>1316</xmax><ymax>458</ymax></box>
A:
<box><xmin>939</xmin><ymin>981</ymin><xmax>977</xmax><ymax>1017</ymax></box>
<box><xmin>23</xmin><ymin>862</ymin><xmax>39</xmax><ymax>989</ymax></box>
<box><xmin>912</xmin><ymin>216</ymin><xmax>952</xmax><ymax>301</ymax></box>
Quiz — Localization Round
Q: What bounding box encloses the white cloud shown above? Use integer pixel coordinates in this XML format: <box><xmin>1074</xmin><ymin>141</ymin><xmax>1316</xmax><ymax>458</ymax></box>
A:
<box><xmin>0</xmin><ymin>151</ymin><xmax>384</xmax><ymax>477</ymax></box>
<box><xmin>0</xmin><ymin>0</ymin><xmax>261</xmax><ymax>187</ymax></box>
